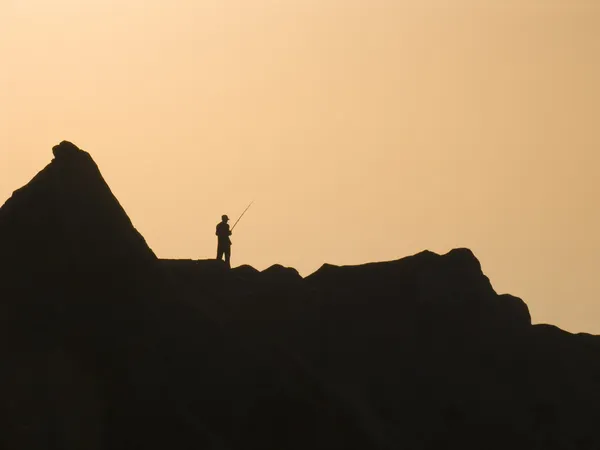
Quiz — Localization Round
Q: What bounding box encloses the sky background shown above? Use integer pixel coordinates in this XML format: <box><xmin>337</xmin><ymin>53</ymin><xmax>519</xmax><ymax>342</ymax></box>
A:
<box><xmin>1</xmin><ymin>0</ymin><xmax>599</xmax><ymax>333</ymax></box>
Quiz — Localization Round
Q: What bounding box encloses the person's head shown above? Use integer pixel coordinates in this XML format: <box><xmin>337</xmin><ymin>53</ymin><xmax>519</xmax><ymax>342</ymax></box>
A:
<box><xmin>221</xmin><ymin>214</ymin><xmax>229</xmax><ymax>223</ymax></box>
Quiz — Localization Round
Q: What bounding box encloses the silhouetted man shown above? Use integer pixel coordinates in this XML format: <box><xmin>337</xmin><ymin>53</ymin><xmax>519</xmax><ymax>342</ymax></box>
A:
<box><xmin>216</xmin><ymin>214</ymin><xmax>232</xmax><ymax>268</ymax></box>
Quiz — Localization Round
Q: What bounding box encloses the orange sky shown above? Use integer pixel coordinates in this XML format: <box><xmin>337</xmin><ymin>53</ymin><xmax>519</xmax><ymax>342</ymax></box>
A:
<box><xmin>1</xmin><ymin>1</ymin><xmax>599</xmax><ymax>333</ymax></box>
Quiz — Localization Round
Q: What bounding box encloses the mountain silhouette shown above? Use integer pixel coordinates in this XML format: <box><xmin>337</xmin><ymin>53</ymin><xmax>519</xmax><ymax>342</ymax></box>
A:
<box><xmin>1</xmin><ymin>141</ymin><xmax>600</xmax><ymax>450</ymax></box>
<box><xmin>0</xmin><ymin>141</ymin><xmax>155</xmax><ymax>268</ymax></box>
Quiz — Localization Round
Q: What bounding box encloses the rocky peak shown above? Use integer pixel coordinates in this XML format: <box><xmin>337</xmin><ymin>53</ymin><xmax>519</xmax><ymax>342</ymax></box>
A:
<box><xmin>52</xmin><ymin>140</ymin><xmax>83</xmax><ymax>159</ymax></box>
<box><xmin>0</xmin><ymin>141</ymin><xmax>155</xmax><ymax>270</ymax></box>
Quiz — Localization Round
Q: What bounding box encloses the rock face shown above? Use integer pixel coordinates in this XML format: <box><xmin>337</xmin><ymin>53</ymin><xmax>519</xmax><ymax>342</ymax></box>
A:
<box><xmin>0</xmin><ymin>141</ymin><xmax>155</xmax><ymax>269</ymax></box>
<box><xmin>2</xmin><ymin>141</ymin><xmax>600</xmax><ymax>450</ymax></box>
<box><xmin>0</xmin><ymin>142</ymin><xmax>379</xmax><ymax>450</ymax></box>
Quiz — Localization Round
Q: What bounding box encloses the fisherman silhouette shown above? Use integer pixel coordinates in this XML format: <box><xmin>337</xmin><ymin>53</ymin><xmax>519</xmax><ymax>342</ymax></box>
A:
<box><xmin>216</xmin><ymin>214</ymin><xmax>232</xmax><ymax>268</ymax></box>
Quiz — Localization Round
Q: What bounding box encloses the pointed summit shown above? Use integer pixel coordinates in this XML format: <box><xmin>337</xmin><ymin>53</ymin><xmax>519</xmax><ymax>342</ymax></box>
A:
<box><xmin>0</xmin><ymin>141</ymin><xmax>155</xmax><ymax>270</ymax></box>
<box><xmin>52</xmin><ymin>140</ymin><xmax>82</xmax><ymax>159</ymax></box>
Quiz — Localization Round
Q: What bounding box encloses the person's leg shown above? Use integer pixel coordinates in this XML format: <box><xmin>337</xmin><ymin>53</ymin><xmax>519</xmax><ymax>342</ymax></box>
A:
<box><xmin>217</xmin><ymin>245</ymin><xmax>224</xmax><ymax>261</ymax></box>
<box><xmin>224</xmin><ymin>247</ymin><xmax>231</xmax><ymax>269</ymax></box>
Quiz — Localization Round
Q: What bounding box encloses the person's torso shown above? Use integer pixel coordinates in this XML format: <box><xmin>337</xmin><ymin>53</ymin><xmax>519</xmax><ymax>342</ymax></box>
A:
<box><xmin>216</xmin><ymin>222</ymin><xmax>231</xmax><ymax>242</ymax></box>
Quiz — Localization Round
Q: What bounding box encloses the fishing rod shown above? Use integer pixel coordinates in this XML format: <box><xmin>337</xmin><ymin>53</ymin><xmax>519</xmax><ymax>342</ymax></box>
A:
<box><xmin>231</xmin><ymin>200</ymin><xmax>254</xmax><ymax>231</ymax></box>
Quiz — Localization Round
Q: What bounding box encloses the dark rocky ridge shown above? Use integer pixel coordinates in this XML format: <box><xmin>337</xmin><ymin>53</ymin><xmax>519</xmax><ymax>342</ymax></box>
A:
<box><xmin>0</xmin><ymin>142</ymin><xmax>378</xmax><ymax>450</ymax></box>
<box><xmin>1</xmin><ymin>141</ymin><xmax>600</xmax><ymax>450</ymax></box>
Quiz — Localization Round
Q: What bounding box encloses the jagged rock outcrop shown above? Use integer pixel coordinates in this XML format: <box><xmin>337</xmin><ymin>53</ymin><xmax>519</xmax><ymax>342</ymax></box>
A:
<box><xmin>0</xmin><ymin>142</ymin><xmax>381</xmax><ymax>450</ymax></box>
<box><xmin>165</xmin><ymin>237</ymin><xmax>600</xmax><ymax>449</ymax></box>
<box><xmin>2</xmin><ymin>141</ymin><xmax>600</xmax><ymax>450</ymax></box>
<box><xmin>0</xmin><ymin>141</ymin><xmax>155</xmax><ymax>270</ymax></box>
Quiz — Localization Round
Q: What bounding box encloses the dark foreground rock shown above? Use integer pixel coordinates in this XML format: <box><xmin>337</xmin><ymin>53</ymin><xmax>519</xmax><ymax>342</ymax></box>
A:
<box><xmin>1</xmin><ymin>141</ymin><xmax>600</xmax><ymax>450</ymax></box>
<box><xmin>0</xmin><ymin>142</ymin><xmax>379</xmax><ymax>450</ymax></box>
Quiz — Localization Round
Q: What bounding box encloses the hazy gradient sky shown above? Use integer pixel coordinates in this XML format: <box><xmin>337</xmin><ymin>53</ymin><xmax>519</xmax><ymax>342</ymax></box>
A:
<box><xmin>1</xmin><ymin>1</ymin><xmax>599</xmax><ymax>333</ymax></box>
